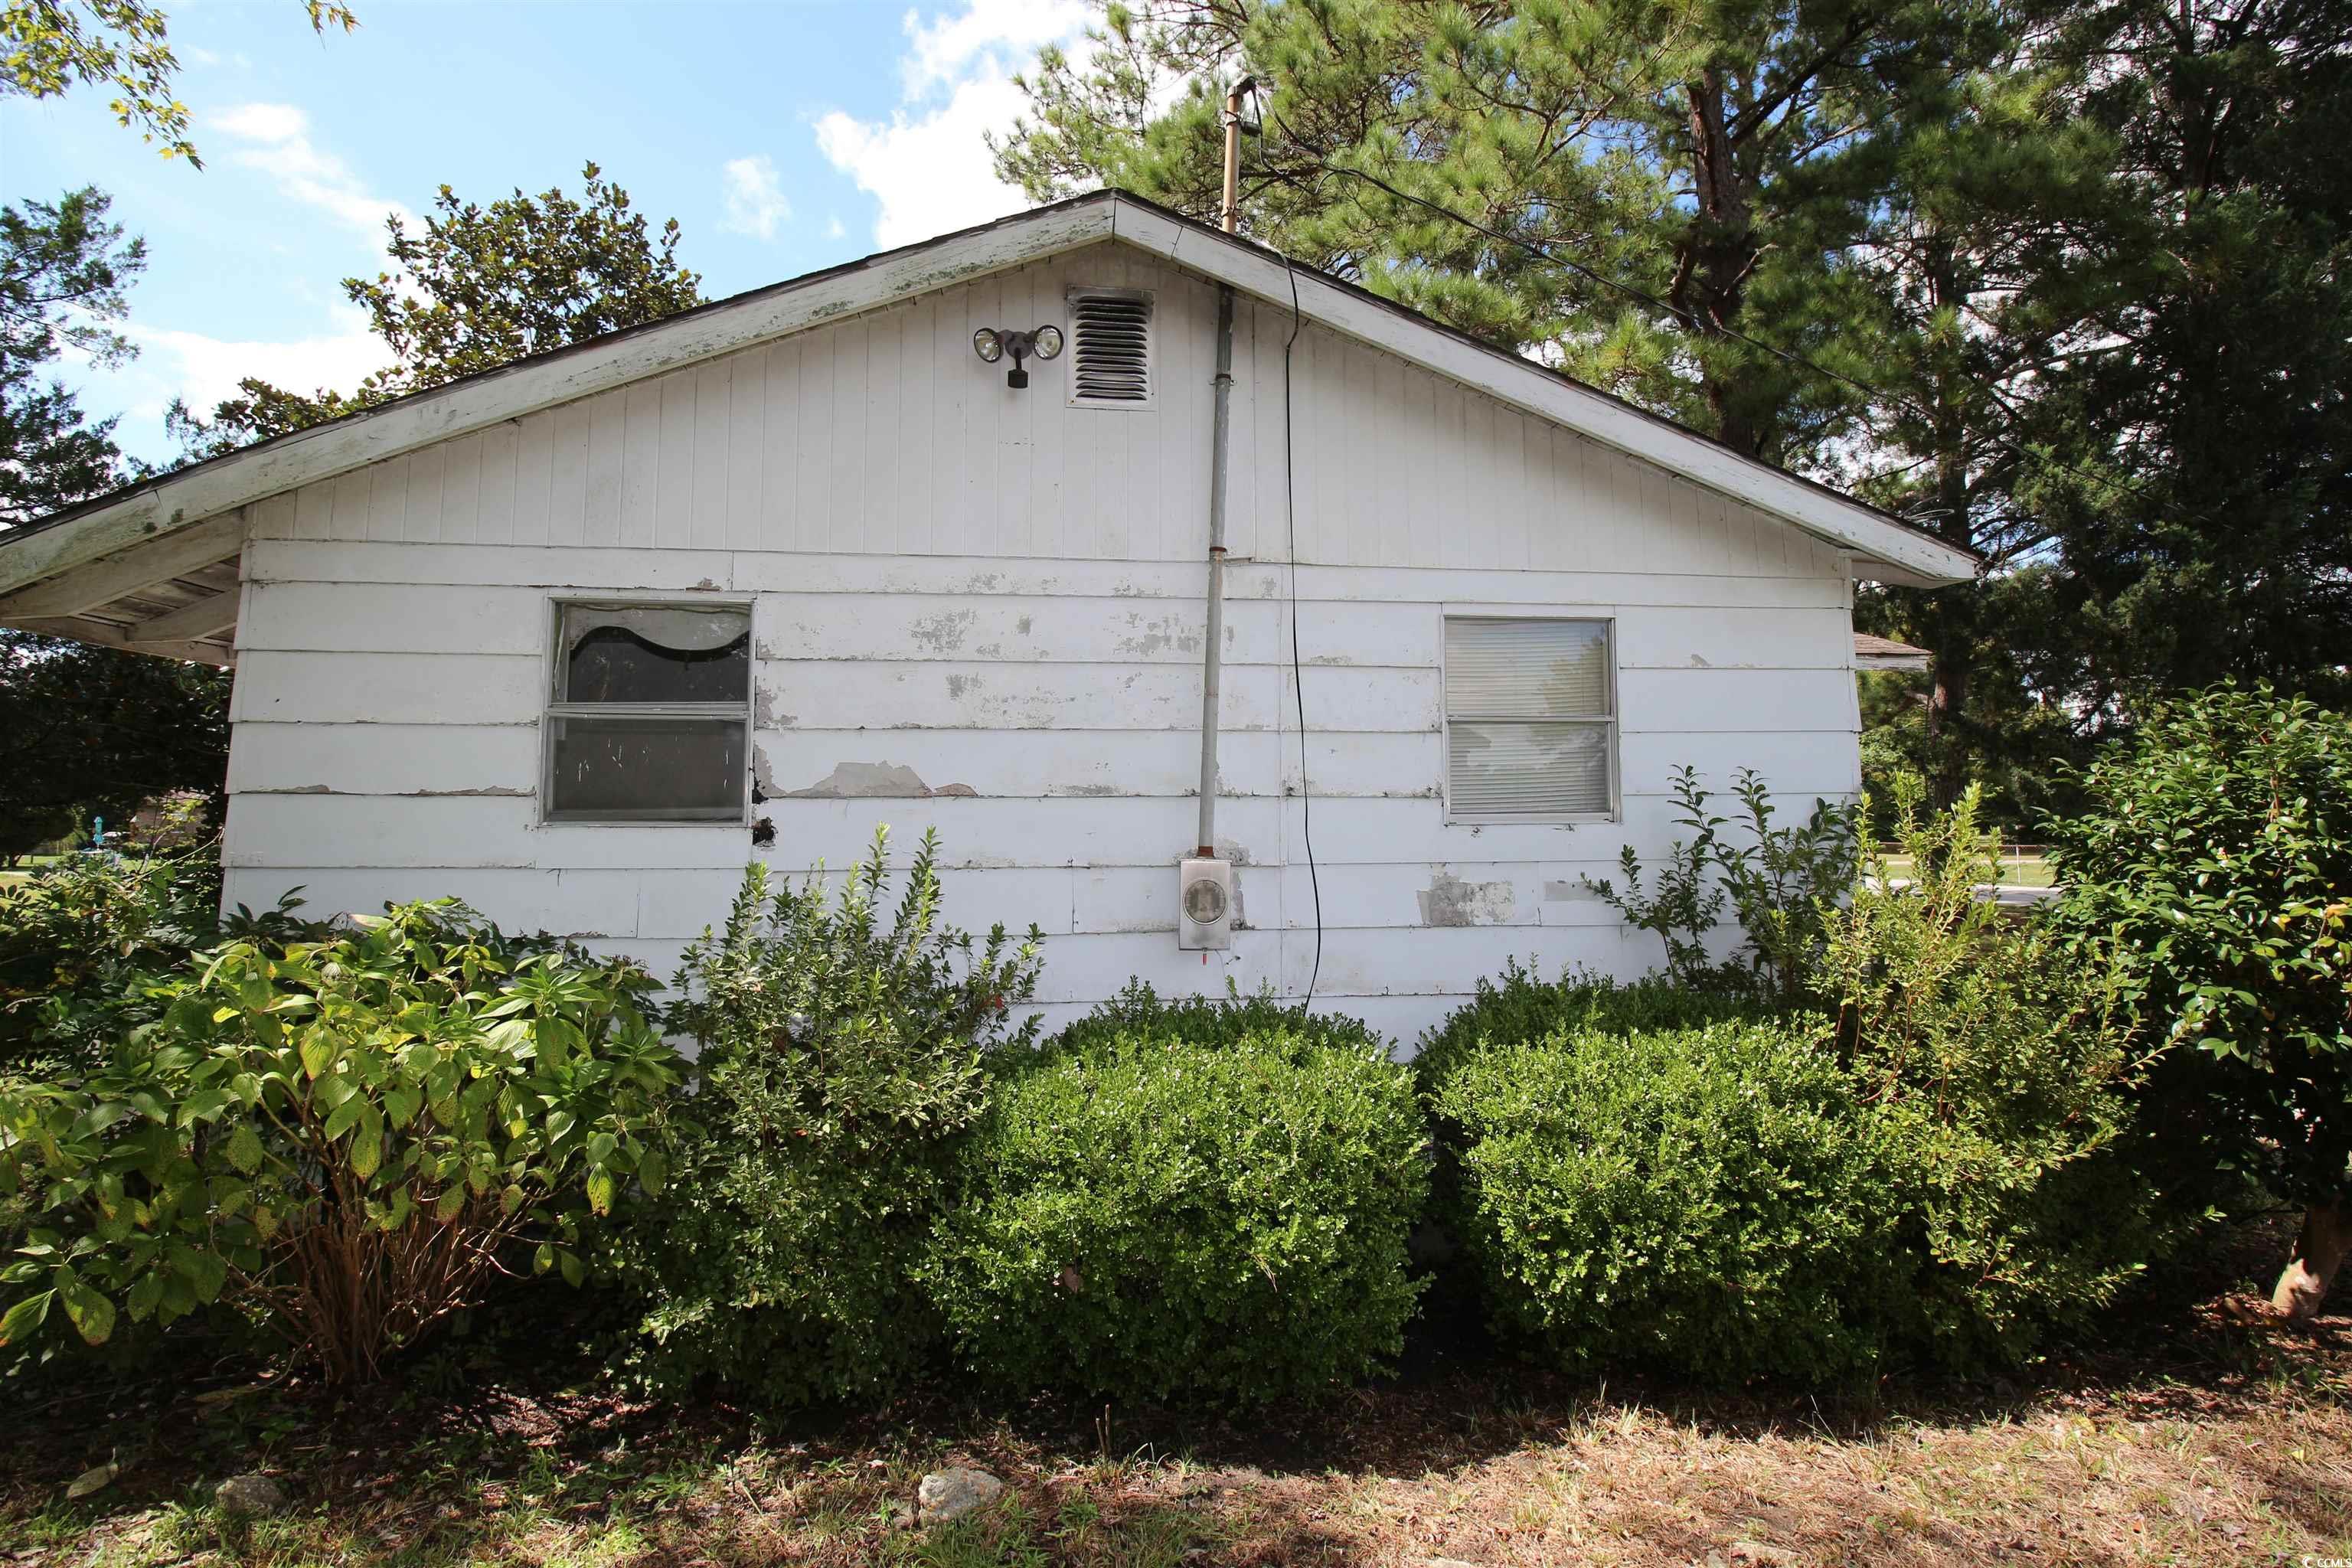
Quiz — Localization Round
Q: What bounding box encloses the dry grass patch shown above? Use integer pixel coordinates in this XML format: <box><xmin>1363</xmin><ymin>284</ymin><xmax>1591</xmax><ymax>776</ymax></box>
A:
<box><xmin>0</xmin><ymin>1239</ymin><xmax>2344</xmax><ymax>1567</ymax></box>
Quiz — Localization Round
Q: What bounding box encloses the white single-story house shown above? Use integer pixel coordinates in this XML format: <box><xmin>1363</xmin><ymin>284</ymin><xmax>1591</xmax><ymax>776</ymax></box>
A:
<box><xmin>0</xmin><ymin>192</ymin><xmax>1975</xmax><ymax>1040</ymax></box>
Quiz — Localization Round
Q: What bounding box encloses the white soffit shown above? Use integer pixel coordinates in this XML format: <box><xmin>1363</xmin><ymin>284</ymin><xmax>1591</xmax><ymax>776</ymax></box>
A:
<box><xmin>0</xmin><ymin>191</ymin><xmax>1975</xmax><ymax>601</ymax></box>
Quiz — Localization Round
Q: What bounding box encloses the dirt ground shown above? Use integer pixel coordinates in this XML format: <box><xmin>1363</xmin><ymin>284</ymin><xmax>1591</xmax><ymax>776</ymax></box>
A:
<box><xmin>1</xmin><ymin>1220</ymin><xmax>2344</xmax><ymax>1567</ymax></box>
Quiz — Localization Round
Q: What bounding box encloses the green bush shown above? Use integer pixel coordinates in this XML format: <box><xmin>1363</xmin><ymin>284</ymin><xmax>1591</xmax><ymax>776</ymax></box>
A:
<box><xmin>929</xmin><ymin>1027</ymin><xmax>1427</xmax><ymax>1404</ymax></box>
<box><xmin>2044</xmin><ymin>684</ymin><xmax>2352</xmax><ymax>1241</ymax></box>
<box><xmin>0</xmin><ymin>847</ymin><xmax>312</xmax><ymax>1076</ymax></box>
<box><xmin>1432</xmin><ymin>782</ymin><xmax>2155</xmax><ymax>1382</ymax></box>
<box><xmin>0</xmin><ymin>901</ymin><xmax>681</xmax><ymax>1383</ymax></box>
<box><xmin>628</xmin><ymin>829</ymin><xmax>1044</xmax><ymax>1406</ymax></box>
<box><xmin>1821</xmin><ymin>778</ymin><xmax>2154</xmax><ymax>1367</ymax></box>
<box><xmin>1049</xmin><ymin>978</ymin><xmax>1391</xmax><ymax>1061</ymax></box>
<box><xmin>1412</xmin><ymin>962</ymin><xmax>1779</xmax><ymax>1103</ymax></box>
<box><xmin>1436</xmin><ymin>1018</ymin><xmax>1888</xmax><ymax>1383</ymax></box>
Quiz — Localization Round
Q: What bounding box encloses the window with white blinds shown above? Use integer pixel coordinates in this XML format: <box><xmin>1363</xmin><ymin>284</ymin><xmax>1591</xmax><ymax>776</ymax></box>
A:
<box><xmin>1442</xmin><ymin>616</ymin><xmax>1616</xmax><ymax>822</ymax></box>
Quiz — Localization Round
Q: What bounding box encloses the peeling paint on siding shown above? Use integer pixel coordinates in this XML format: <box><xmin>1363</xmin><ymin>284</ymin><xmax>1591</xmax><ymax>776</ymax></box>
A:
<box><xmin>910</xmin><ymin>608</ymin><xmax>977</xmax><ymax>654</ymax></box>
<box><xmin>784</xmin><ymin>761</ymin><xmax>982</xmax><ymax>800</ymax></box>
<box><xmin>1419</xmin><ymin>871</ymin><xmax>1516</xmax><ymax>926</ymax></box>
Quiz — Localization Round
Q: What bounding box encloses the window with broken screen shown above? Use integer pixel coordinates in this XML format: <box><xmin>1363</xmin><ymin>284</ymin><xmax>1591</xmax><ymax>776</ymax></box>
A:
<box><xmin>1442</xmin><ymin>616</ymin><xmax>1617</xmax><ymax>822</ymax></box>
<box><xmin>545</xmin><ymin>603</ymin><xmax>751</xmax><ymax>822</ymax></box>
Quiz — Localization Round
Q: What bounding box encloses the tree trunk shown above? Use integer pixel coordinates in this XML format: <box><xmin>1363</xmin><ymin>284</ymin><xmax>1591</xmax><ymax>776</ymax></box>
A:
<box><xmin>1677</xmin><ymin>68</ymin><xmax>1765</xmax><ymax>458</ymax></box>
<box><xmin>2272</xmin><ymin>1200</ymin><xmax>2350</xmax><ymax>1320</ymax></box>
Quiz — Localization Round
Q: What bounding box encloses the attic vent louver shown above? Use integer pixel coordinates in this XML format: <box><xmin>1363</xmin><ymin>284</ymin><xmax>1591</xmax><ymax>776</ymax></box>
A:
<box><xmin>1068</xmin><ymin>289</ymin><xmax>1152</xmax><ymax>406</ymax></box>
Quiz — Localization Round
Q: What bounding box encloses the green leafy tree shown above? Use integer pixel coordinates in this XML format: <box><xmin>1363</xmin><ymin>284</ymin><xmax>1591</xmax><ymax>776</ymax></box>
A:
<box><xmin>1</xmin><ymin>186</ymin><xmax>141</xmax><ymax>528</ymax></box>
<box><xmin>0</xmin><ymin>191</ymin><xmax>227</xmax><ymax>854</ymax></box>
<box><xmin>1</xmin><ymin>0</ymin><xmax>357</xmax><ymax>165</ymax></box>
<box><xmin>2022</xmin><ymin>0</ymin><xmax>2352</xmax><ymax>721</ymax></box>
<box><xmin>2046</xmin><ymin>685</ymin><xmax>2352</xmax><ymax>1319</ymax></box>
<box><xmin>172</xmin><ymin>163</ymin><xmax>705</xmax><ymax>454</ymax></box>
<box><xmin>0</xmin><ymin>631</ymin><xmax>227</xmax><ymax>859</ymax></box>
<box><xmin>998</xmin><ymin>0</ymin><xmax>2004</xmax><ymax>462</ymax></box>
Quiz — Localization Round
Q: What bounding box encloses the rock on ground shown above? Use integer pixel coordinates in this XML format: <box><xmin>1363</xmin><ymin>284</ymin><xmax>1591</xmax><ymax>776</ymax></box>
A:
<box><xmin>916</xmin><ymin>1467</ymin><xmax>1004</xmax><ymax>1527</ymax></box>
<box><xmin>214</xmin><ymin>1473</ymin><xmax>289</xmax><ymax>1516</ymax></box>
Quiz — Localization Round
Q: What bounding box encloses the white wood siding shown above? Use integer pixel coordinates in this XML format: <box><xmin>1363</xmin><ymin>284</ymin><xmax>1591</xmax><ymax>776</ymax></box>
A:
<box><xmin>223</xmin><ymin>240</ymin><xmax>1860</xmax><ymax>1045</ymax></box>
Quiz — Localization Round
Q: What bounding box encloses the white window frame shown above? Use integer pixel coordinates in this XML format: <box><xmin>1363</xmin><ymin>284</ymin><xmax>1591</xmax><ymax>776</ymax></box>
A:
<box><xmin>1440</xmin><ymin>610</ymin><xmax>1620</xmax><ymax>825</ymax></box>
<box><xmin>1064</xmin><ymin>286</ymin><xmax>1156</xmax><ymax>410</ymax></box>
<box><xmin>541</xmin><ymin>594</ymin><xmax>755</xmax><ymax>827</ymax></box>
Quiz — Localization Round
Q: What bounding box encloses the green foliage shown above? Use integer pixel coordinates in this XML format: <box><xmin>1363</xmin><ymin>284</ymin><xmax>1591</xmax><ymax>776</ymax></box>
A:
<box><xmin>0</xmin><ymin>900</ymin><xmax>681</xmax><ymax>1382</ymax></box>
<box><xmin>2046</xmin><ymin>684</ymin><xmax>2352</xmax><ymax>1210</ymax></box>
<box><xmin>929</xmin><ymin>1027</ymin><xmax>1427</xmax><ymax>1404</ymax></box>
<box><xmin>1580</xmin><ymin>766</ymin><xmax>1856</xmax><ymax>998</ymax></box>
<box><xmin>1</xmin><ymin>186</ymin><xmax>142</xmax><ymax>528</ymax></box>
<box><xmin>0</xmin><ymin>633</ymin><xmax>230</xmax><ymax>861</ymax></box>
<box><xmin>1047</xmin><ymin>977</ymin><xmax>1390</xmax><ymax>1061</ymax></box>
<box><xmin>2</xmin><ymin>191</ymin><xmax>225</xmax><ymax>854</ymax></box>
<box><xmin>629</xmin><ymin>830</ymin><xmax>1043</xmax><ymax>1406</ymax></box>
<box><xmin>0</xmin><ymin>845</ymin><xmax>286</xmax><ymax>1075</ymax></box>
<box><xmin>1717</xmin><ymin>769</ymin><xmax>1861</xmax><ymax>1002</ymax></box>
<box><xmin>1582</xmin><ymin>765</ymin><xmax>1729</xmax><ymax>986</ymax></box>
<box><xmin>0</xmin><ymin>1</ymin><xmax>355</xmax><ymax>165</ymax></box>
<box><xmin>1437</xmin><ymin>1018</ymin><xmax>1889</xmax><ymax>1383</ymax></box>
<box><xmin>1434</xmin><ymin>782</ymin><xmax>2154</xmax><ymax>1380</ymax></box>
<box><xmin>1412</xmin><ymin>962</ymin><xmax>1780</xmax><ymax>1106</ymax></box>
<box><xmin>1822</xmin><ymin>776</ymin><xmax>2154</xmax><ymax>1364</ymax></box>
<box><xmin>172</xmin><ymin>163</ymin><xmax>704</xmax><ymax>455</ymax></box>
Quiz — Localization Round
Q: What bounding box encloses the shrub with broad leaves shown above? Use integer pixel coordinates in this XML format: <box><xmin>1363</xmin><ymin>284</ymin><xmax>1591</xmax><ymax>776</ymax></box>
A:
<box><xmin>2044</xmin><ymin>684</ymin><xmax>2352</xmax><ymax>1315</ymax></box>
<box><xmin>0</xmin><ymin>901</ymin><xmax>684</xmax><ymax>1382</ymax></box>
<box><xmin>0</xmin><ymin>846</ymin><xmax>312</xmax><ymax>1076</ymax></box>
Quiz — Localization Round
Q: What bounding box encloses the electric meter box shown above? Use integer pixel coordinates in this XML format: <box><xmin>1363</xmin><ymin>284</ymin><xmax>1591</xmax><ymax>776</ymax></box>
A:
<box><xmin>1177</xmin><ymin>857</ymin><xmax>1232</xmax><ymax>950</ymax></box>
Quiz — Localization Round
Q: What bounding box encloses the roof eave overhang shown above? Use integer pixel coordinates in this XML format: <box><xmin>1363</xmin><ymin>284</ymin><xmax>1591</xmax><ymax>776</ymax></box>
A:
<box><xmin>0</xmin><ymin>189</ymin><xmax>1977</xmax><ymax>603</ymax></box>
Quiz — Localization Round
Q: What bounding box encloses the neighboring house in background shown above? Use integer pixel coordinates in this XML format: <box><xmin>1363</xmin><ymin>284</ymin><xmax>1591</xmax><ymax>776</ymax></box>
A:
<box><xmin>1852</xmin><ymin>633</ymin><xmax>1933</xmax><ymax>674</ymax></box>
<box><xmin>0</xmin><ymin>193</ymin><xmax>1976</xmax><ymax>1039</ymax></box>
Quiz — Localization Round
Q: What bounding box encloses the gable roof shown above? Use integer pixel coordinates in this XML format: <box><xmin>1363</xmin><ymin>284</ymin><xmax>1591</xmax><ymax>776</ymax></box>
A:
<box><xmin>0</xmin><ymin>190</ymin><xmax>1976</xmax><ymax>632</ymax></box>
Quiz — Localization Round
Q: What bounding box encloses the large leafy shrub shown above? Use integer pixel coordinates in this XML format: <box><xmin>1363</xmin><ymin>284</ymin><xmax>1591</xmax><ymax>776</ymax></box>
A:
<box><xmin>1433</xmin><ymin>782</ymin><xmax>2153</xmax><ymax>1381</ymax></box>
<box><xmin>929</xmin><ymin>1024</ymin><xmax>1426</xmax><ymax>1404</ymax></box>
<box><xmin>0</xmin><ymin>848</ymin><xmax>311</xmax><ymax>1076</ymax></box>
<box><xmin>1436</xmin><ymin>1018</ymin><xmax>1888</xmax><ymax>1383</ymax></box>
<box><xmin>629</xmin><ymin>830</ymin><xmax>1043</xmax><ymax>1406</ymax></box>
<box><xmin>2043</xmin><ymin>684</ymin><xmax>2352</xmax><ymax>1313</ymax></box>
<box><xmin>0</xmin><ymin>902</ymin><xmax>681</xmax><ymax>1382</ymax></box>
<box><xmin>1819</xmin><ymin>779</ymin><xmax>2154</xmax><ymax>1366</ymax></box>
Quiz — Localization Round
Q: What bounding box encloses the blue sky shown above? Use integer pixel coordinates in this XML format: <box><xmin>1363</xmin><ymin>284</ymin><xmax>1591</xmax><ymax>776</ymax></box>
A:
<box><xmin>2</xmin><ymin>0</ymin><xmax>1093</xmax><ymax>465</ymax></box>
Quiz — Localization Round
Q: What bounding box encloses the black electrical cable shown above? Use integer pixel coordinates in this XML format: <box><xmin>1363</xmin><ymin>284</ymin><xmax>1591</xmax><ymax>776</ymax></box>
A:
<box><xmin>1279</xmin><ymin>248</ymin><xmax>1321</xmax><ymax>1005</ymax></box>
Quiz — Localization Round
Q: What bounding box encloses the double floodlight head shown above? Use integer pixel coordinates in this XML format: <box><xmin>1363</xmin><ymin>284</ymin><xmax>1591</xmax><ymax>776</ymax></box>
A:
<box><xmin>972</xmin><ymin>324</ymin><xmax>1063</xmax><ymax>389</ymax></box>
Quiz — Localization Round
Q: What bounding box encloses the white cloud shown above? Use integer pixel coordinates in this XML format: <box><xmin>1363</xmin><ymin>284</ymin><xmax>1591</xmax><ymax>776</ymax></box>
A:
<box><xmin>825</xmin><ymin>215</ymin><xmax>846</xmax><ymax>241</ymax></box>
<box><xmin>125</xmin><ymin>305</ymin><xmax>389</xmax><ymax>420</ymax></box>
<box><xmin>209</xmin><ymin>102</ymin><xmax>412</xmax><ymax>244</ymax></box>
<box><xmin>815</xmin><ymin>1</ymin><xmax>1091</xmax><ymax>250</ymax></box>
<box><xmin>900</xmin><ymin>0</ymin><xmax>1089</xmax><ymax>96</ymax></box>
<box><xmin>719</xmin><ymin>154</ymin><xmax>792</xmax><ymax>240</ymax></box>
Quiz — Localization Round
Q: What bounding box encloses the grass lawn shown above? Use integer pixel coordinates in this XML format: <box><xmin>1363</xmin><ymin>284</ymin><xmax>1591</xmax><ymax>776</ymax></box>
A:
<box><xmin>1881</xmin><ymin>853</ymin><xmax>2058</xmax><ymax>889</ymax></box>
<box><xmin>0</xmin><ymin>1220</ymin><xmax>2344</xmax><ymax>1566</ymax></box>
<box><xmin>0</xmin><ymin>856</ymin><xmax>65</xmax><ymax>891</ymax></box>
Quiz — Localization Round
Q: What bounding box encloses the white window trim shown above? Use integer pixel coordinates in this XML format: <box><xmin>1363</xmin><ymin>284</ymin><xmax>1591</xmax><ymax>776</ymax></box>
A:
<box><xmin>1064</xmin><ymin>286</ymin><xmax>1155</xmax><ymax>410</ymax></box>
<box><xmin>1440</xmin><ymin>609</ymin><xmax>1621</xmax><ymax>826</ymax></box>
<box><xmin>540</xmin><ymin>593</ymin><xmax>756</xmax><ymax>828</ymax></box>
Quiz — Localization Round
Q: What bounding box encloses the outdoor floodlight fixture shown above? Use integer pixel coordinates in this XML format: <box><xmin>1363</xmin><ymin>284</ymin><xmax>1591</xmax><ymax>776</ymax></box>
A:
<box><xmin>972</xmin><ymin>323</ymin><xmax>1063</xmax><ymax>389</ymax></box>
